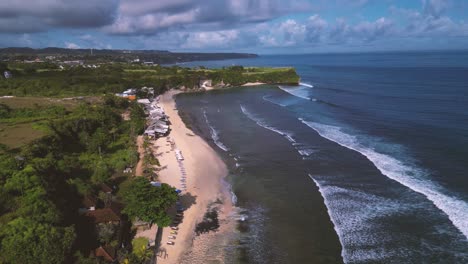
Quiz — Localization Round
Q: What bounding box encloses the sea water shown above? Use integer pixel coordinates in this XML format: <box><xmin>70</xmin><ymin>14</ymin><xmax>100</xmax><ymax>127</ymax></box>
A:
<box><xmin>175</xmin><ymin>51</ymin><xmax>468</xmax><ymax>263</ymax></box>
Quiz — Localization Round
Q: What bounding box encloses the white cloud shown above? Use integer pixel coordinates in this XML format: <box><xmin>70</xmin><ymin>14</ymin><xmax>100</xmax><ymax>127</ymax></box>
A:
<box><xmin>181</xmin><ymin>30</ymin><xmax>240</xmax><ymax>49</ymax></box>
<box><xmin>353</xmin><ymin>17</ymin><xmax>394</xmax><ymax>41</ymax></box>
<box><xmin>306</xmin><ymin>15</ymin><xmax>328</xmax><ymax>42</ymax></box>
<box><xmin>79</xmin><ymin>34</ymin><xmax>93</xmax><ymax>40</ymax></box>
<box><xmin>65</xmin><ymin>42</ymin><xmax>80</xmax><ymax>49</ymax></box>
<box><xmin>258</xmin><ymin>19</ymin><xmax>306</xmax><ymax>47</ymax></box>
<box><xmin>0</xmin><ymin>0</ymin><xmax>119</xmax><ymax>33</ymax></box>
<box><xmin>423</xmin><ymin>0</ymin><xmax>450</xmax><ymax>18</ymax></box>
<box><xmin>390</xmin><ymin>2</ymin><xmax>468</xmax><ymax>38</ymax></box>
<box><xmin>1</xmin><ymin>0</ymin><xmax>467</xmax><ymax>51</ymax></box>
<box><xmin>106</xmin><ymin>0</ymin><xmax>312</xmax><ymax>35</ymax></box>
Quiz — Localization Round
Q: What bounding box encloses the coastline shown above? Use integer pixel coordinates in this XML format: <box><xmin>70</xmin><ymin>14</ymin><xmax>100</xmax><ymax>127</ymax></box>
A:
<box><xmin>241</xmin><ymin>82</ymin><xmax>266</xmax><ymax>86</ymax></box>
<box><xmin>153</xmin><ymin>90</ymin><xmax>236</xmax><ymax>263</ymax></box>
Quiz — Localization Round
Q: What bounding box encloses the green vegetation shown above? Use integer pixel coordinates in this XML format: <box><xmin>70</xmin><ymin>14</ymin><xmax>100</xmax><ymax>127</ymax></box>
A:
<box><xmin>0</xmin><ymin>47</ymin><xmax>257</xmax><ymax>65</ymax></box>
<box><xmin>129</xmin><ymin>237</ymin><xmax>152</xmax><ymax>263</ymax></box>
<box><xmin>0</xmin><ymin>99</ymin><xmax>82</xmax><ymax>149</ymax></box>
<box><xmin>210</xmin><ymin>66</ymin><xmax>299</xmax><ymax>86</ymax></box>
<box><xmin>0</xmin><ymin>62</ymin><xmax>299</xmax><ymax>97</ymax></box>
<box><xmin>0</xmin><ymin>218</ymin><xmax>75</xmax><ymax>264</ymax></box>
<box><xmin>0</xmin><ymin>95</ymin><xmax>171</xmax><ymax>263</ymax></box>
<box><xmin>122</xmin><ymin>177</ymin><xmax>177</xmax><ymax>226</ymax></box>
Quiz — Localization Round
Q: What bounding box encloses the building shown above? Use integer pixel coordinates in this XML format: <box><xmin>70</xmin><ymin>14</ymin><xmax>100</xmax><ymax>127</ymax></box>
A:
<box><xmin>85</xmin><ymin>205</ymin><xmax>123</xmax><ymax>262</ymax></box>
<box><xmin>199</xmin><ymin>77</ymin><xmax>212</xmax><ymax>88</ymax></box>
<box><xmin>3</xmin><ymin>71</ymin><xmax>12</xmax><ymax>79</ymax></box>
<box><xmin>150</xmin><ymin>181</ymin><xmax>162</xmax><ymax>187</ymax></box>
<box><xmin>137</xmin><ymin>98</ymin><xmax>151</xmax><ymax>104</ymax></box>
<box><xmin>79</xmin><ymin>195</ymin><xmax>98</xmax><ymax>213</ymax></box>
<box><xmin>93</xmin><ymin>246</ymin><xmax>117</xmax><ymax>263</ymax></box>
<box><xmin>84</xmin><ymin>207</ymin><xmax>121</xmax><ymax>224</ymax></box>
<box><xmin>115</xmin><ymin>88</ymin><xmax>137</xmax><ymax>101</ymax></box>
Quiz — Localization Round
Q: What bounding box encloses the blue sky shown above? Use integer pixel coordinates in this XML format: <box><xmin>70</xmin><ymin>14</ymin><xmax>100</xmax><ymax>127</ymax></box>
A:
<box><xmin>1</xmin><ymin>0</ymin><xmax>467</xmax><ymax>53</ymax></box>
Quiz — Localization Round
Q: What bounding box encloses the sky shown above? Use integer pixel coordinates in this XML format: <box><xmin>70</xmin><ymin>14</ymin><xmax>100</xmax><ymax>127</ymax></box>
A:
<box><xmin>0</xmin><ymin>0</ymin><xmax>467</xmax><ymax>54</ymax></box>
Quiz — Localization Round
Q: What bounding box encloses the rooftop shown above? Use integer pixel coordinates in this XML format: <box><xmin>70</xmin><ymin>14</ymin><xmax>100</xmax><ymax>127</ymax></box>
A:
<box><xmin>84</xmin><ymin>206</ymin><xmax>121</xmax><ymax>223</ymax></box>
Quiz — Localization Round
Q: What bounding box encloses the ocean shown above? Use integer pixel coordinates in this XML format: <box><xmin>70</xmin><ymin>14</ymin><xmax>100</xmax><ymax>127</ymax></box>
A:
<box><xmin>174</xmin><ymin>51</ymin><xmax>468</xmax><ymax>263</ymax></box>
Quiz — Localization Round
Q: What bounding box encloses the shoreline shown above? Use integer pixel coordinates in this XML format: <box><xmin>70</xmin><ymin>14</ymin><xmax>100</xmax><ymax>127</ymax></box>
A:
<box><xmin>152</xmin><ymin>90</ymin><xmax>235</xmax><ymax>263</ymax></box>
<box><xmin>241</xmin><ymin>82</ymin><xmax>266</xmax><ymax>86</ymax></box>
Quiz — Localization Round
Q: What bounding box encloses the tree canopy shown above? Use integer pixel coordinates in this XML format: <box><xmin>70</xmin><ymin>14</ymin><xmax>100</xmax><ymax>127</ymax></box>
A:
<box><xmin>0</xmin><ymin>98</ymin><xmax>143</xmax><ymax>262</ymax></box>
<box><xmin>122</xmin><ymin>177</ymin><xmax>177</xmax><ymax>226</ymax></box>
<box><xmin>0</xmin><ymin>218</ymin><xmax>75</xmax><ymax>264</ymax></box>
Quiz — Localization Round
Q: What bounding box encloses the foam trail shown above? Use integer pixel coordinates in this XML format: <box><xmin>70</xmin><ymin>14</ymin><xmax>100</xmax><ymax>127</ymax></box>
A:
<box><xmin>240</xmin><ymin>105</ymin><xmax>315</xmax><ymax>158</ymax></box>
<box><xmin>221</xmin><ymin>177</ymin><xmax>238</xmax><ymax>205</ymax></box>
<box><xmin>308</xmin><ymin>174</ymin><xmax>346</xmax><ymax>261</ymax></box>
<box><xmin>301</xmin><ymin>119</ymin><xmax>468</xmax><ymax>239</ymax></box>
<box><xmin>202</xmin><ymin>109</ymin><xmax>229</xmax><ymax>151</ymax></box>
<box><xmin>299</xmin><ymin>82</ymin><xmax>314</xmax><ymax>88</ymax></box>
<box><xmin>262</xmin><ymin>95</ymin><xmax>286</xmax><ymax>107</ymax></box>
<box><xmin>240</xmin><ymin>104</ymin><xmax>287</xmax><ymax>136</ymax></box>
<box><xmin>278</xmin><ymin>86</ymin><xmax>311</xmax><ymax>100</ymax></box>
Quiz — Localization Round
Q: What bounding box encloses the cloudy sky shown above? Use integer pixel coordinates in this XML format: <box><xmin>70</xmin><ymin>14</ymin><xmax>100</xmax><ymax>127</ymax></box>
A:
<box><xmin>1</xmin><ymin>0</ymin><xmax>467</xmax><ymax>53</ymax></box>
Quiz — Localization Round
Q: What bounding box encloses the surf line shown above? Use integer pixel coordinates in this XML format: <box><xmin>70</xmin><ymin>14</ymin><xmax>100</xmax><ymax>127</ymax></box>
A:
<box><xmin>300</xmin><ymin>119</ymin><xmax>468</xmax><ymax>239</ymax></box>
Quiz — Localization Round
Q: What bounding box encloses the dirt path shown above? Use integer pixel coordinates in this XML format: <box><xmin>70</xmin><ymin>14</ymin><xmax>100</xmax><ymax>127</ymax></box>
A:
<box><xmin>135</xmin><ymin>135</ymin><xmax>145</xmax><ymax>176</ymax></box>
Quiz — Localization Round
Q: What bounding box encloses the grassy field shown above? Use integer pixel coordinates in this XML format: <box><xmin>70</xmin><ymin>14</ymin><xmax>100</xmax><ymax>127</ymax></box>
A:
<box><xmin>0</xmin><ymin>123</ymin><xmax>45</xmax><ymax>149</ymax></box>
<box><xmin>0</xmin><ymin>96</ymin><xmax>100</xmax><ymax>109</ymax></box>
<box><xmin>0</xmin><ymin>96</ymin><xmax>101</xmax><ymax>149</ymax></box>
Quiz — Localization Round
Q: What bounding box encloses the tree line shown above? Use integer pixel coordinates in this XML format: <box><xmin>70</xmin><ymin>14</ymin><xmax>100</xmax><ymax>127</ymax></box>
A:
<box><xmin>0</xmin><ymin>63</ymin><xmax>299</xmax><ymax>97</ymax></box>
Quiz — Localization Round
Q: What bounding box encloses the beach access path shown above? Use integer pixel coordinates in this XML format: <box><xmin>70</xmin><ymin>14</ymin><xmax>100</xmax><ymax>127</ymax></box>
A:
<box><xmin>135</xmin><ymin>135</ymin><xmax>145</xmax><ymax>176</ymax></box>
<box><xmin>153</xmin><ymin>90</ymin><xmax>232</xmax><ymax>263</ymax></box>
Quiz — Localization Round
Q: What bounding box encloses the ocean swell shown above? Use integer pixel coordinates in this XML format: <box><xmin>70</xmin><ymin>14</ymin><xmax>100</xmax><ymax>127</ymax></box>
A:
<box><xmin>278</xmin><ymin>85</ymin><xmax>311</xmax><ymax>100</ymax></box>
<box><xmin>240</xmin><ymin>105</ymin><xmax>315</xmax><ymax>158</ymax></box>
<box><xmin>300</xmin><ymin>119</ymin><xmax>468</xmax><ymax>240</ymax></box>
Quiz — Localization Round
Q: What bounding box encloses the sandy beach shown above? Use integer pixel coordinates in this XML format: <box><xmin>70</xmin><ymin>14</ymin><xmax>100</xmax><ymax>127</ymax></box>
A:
<box><xmin>242</xmin><ymin>82</ymin><xmax>266</xmax><ymax>86</ymax></box>
<box><xmin>152</xmin><ymin>90</ymin><xmax>235</xmax><ymax>263</ymax></box>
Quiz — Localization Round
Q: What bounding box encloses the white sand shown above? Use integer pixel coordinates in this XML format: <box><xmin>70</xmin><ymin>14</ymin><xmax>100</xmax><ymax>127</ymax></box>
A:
<box><xmin>153</xmin><ymin>90</ymin><xmax>234</xmax><ymax>263</ymax></box>
<box><xmin>242</xmin><ymin>82</ymin><xmax>266</xmax><ymax>86</ymax></box>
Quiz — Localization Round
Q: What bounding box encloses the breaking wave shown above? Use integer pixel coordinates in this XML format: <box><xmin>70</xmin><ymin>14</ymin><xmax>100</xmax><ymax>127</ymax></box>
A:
<box><xmin>240</xmin><ymin>105</ymin><xmax>315</xmax><ymax>158</ymax></box>
<box><xmin>299</xmin><ymin>82</ymin><xmax>314</xmax><ymax>88</ymax></box>
<box><xmin>301</xmin><ymin>119</ymin><xmax>468</xmax><ymax>240</ymax></box>
<box><xmin>278</xmin><ymin>86</ymin><xmax>311</xmax><ymax>100</ymax></box>
<box><xmin>202</xmin><ymin>109</ymin><xmax>229</xmax><ymax>151</ymax></box>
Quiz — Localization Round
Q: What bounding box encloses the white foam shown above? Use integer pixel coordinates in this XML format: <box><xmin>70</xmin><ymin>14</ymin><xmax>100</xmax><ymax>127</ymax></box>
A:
<box><xmin>308</xmin><ymin>174</ymin><xmax>430</xmax><ymax>262</ymax></box>
<box><xmin>220</xmin><ymin>174</ymin><xmax>238</xmax><ymax>206</ymax></box>
<box><xmin>299</xmin><ymin>82</ymin><xmax>314</xmax><ymax>88</ymax></box>
<box><xmin>301</xmin><ymin>119</ymin><xmax>468</xmax><ymax>240</ymax></box>
<box><xmin>202</xmin><ymin>109</ymin><xmax>229</xmax><ymax>151</ymax></box>
<box><xmin>240</xmin><ymin>105</ymin><xmax>287</xmax><ymax>136</ymax></box>
<box><xmin>262</xmin><ymin>95</ymin><xmax>287</xmax><ymax>107</ymax></box>
<box><xmin>309</xmin><ymin>174</ymin><xmax>346</xmax><ymax>261</ymax></box>
<box><xmin>240</xmin><ymin>105</ymin><xmax>317</xmax><ymax>159</ymax></box>
<box><xmin>297</xmin><ymin>148</ymin><xmax>315</xmax><ymax>157</ymax></box>
<box><xmin>278</xmin><ymin>86</ymin><xmax>311</xmax><ymax>100</ymax></box>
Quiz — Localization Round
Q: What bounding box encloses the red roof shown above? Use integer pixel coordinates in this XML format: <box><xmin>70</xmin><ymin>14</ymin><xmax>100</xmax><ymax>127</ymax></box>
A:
<box><xmin>94</xmin><ymin>246</ymin><xmax>116</xmax><ymax>262</ymax></box>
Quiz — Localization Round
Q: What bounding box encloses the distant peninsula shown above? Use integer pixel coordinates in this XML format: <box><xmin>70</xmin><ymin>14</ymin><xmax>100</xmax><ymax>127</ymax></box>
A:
<box><xmin>0</xmin><ymin>52</ymin><xmax>299</xmax><ymax>97</ymax></box>
<box><xmin>0</xmin><ymin>47</ymin><xmax>258</xmax><ymax>65</ymax></box>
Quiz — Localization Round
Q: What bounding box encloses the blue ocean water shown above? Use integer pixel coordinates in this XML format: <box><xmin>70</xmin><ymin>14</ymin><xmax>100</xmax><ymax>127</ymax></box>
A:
<box><xmin>175</xmin><ymin>51</ymin><xmax>468</xmax><ymax>263</ymax></box>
